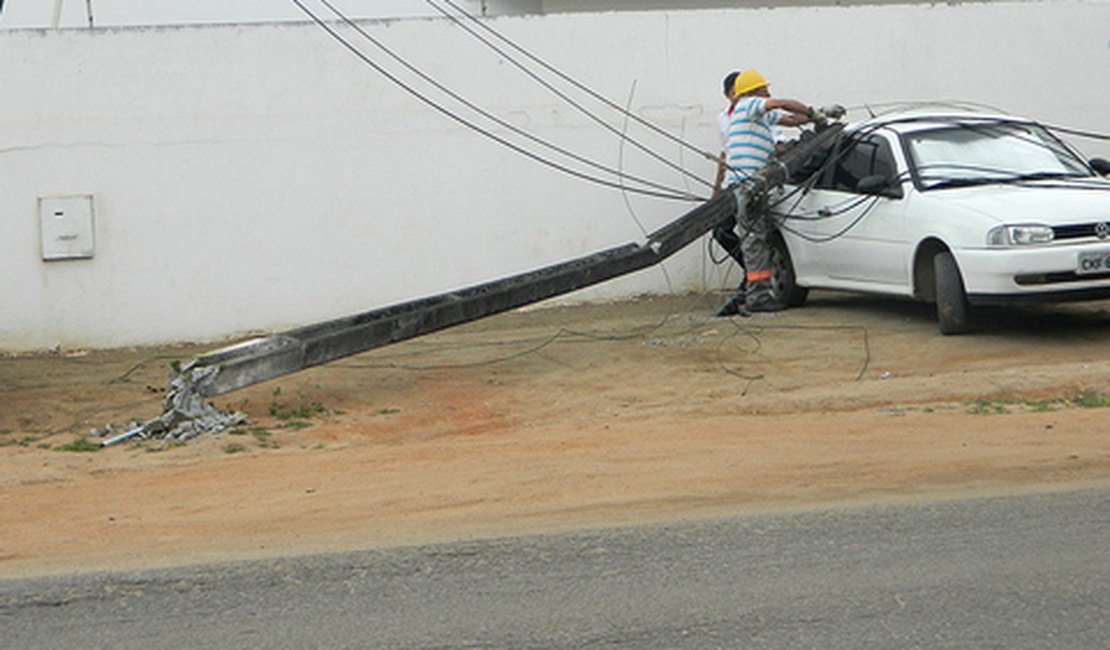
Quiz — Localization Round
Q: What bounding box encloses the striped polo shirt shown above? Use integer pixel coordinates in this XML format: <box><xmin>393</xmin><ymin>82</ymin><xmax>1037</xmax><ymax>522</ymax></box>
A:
<box><xmin>724</xmin><ymin>96</ymin><xmax>782</xmax><ymax>185</ymax></box>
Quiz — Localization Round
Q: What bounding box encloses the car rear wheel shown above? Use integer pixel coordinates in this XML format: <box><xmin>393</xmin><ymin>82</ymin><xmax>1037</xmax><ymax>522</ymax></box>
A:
<box><xmin>934</xmin><ymin>251</ymin><xmax>970</xmax><ymax>335</ymax></box>
<box><xmin>770</xmin><ymin>234</ymin><xmax>808</xmax><ymax>307</ymax></box>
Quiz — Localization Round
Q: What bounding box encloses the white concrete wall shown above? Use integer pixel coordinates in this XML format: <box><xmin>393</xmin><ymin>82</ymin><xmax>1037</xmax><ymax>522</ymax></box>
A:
<box><xmin>2</xmin><ymin>1</ymin><xmax>1109</xmax><ymax>351</ymax></box>
<box><xmin>0</xmin><ymin>0</ymin><xmax>536</xmax><ymax>28</ymax></box>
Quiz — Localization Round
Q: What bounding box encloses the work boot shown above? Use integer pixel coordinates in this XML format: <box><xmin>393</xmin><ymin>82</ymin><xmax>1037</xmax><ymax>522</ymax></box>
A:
<box><xmin>746</xmin><ymin>296</ymin><xmax>785</xmax><ymax>313</ymax></box>
<box><xmin>714</xmin><ymin>290</ymin><xmax>747</xmax><ymax>317</ymax></box>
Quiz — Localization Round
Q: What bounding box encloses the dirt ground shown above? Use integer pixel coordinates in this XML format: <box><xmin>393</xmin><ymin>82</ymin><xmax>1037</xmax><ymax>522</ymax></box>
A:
<box><xmin>2</xmin><ymin>291</ymin><xmax>1109</xmax><ymax>579</ymax></box>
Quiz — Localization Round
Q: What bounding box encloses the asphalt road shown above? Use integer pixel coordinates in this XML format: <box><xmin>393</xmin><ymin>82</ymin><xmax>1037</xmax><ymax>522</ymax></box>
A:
<box><xmin>3</xmin><ymin>486</ymin><xmax>1107</xmax><ymax>649</ymax></box>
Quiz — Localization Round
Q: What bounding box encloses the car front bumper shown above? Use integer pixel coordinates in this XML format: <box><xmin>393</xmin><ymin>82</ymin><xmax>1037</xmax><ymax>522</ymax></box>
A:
<box><xmin>957</xmin><ymin>244</ymin><xmax>1110</xmax><ymax>303</ymax></box>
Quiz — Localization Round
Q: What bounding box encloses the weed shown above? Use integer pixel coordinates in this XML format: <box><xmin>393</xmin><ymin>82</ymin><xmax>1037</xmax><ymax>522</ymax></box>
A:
<box><xmin>142</xmin><ymin>440</ymin><xmax>186</xmax><ymax>453</ymax></box>
<box><xmin>966</xmin><ymin>398</ymin><xmax>1010</xmax><ymax>415</ymax></box>
<box><xmin>269</xmin><ymin>400</ymin><xmax>327</xmax><ymax>420</ymax></box>
<box><xmin>251</xmin><ymin>429</ymin><xmax>279</xmax><ymax>449</ymax></box>
<box><xmin>1026</xmin><ymin>397</ymin><xmax>1064</xmax><ymax>412</ymax></box>
<box><xmin>374</xmin><ymin>407</ymin><xmax>402</xmax><ymax>416</ymax></box>
<box><xmin>1073</xmin><ymin>390</ymin><xmax>1110</xmax><ymax>408</ymax></box>
<box><xmin>268</xmin><ymin>388</ymin><xmax>328</xmax><ymax>420</ymax></box>
<box><xmin>965</xmin><ymin>392</ymin><xmax>1105</xmax><ymax>414</ymax></box>
<box><xmin>55</xmin><ymin>437</ymin><xmax>101</xmax><ymax>453</ymax></box>
<box><xmin>223</xmin><ymin>443</ymin><xmax>247</xmax><ymax>454</ymax></box>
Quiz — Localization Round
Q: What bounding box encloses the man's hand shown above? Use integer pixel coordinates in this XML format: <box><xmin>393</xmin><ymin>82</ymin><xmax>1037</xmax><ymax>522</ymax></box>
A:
<box><xmin>808</xmin><ymin>105</ymin><xmax>847</xmax><ymax>126</ymax></box>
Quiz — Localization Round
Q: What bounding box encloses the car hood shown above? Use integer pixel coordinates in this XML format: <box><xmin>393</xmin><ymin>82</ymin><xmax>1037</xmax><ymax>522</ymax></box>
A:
<box><xmin>926</xmin><ymin>180</ymin><xmax>1110</xmax><ymax>225</ymax></box>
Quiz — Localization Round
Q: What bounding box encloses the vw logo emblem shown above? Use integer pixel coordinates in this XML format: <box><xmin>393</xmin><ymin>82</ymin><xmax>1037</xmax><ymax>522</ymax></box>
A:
<box><xmin>1096</xmin><ymin>222</ymin><xmax>1110</xmax><ymax>240</ymax></box>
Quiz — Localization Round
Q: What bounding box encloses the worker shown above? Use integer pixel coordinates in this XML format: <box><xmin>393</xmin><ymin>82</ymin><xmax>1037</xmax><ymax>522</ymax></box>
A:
<box><xmin>713</xmin><ymin>71</ymin><xmax>741</xmax><ymax>195</ymax></box>
<box><xmin>711</xmin><ymin>71</ymin><xmax>749</xmax><ymax>317</ymax></box>
<box><xmin>723</xmin><ymin>69</ymin><xmax>817</xmax><ymax>313</ymax></box>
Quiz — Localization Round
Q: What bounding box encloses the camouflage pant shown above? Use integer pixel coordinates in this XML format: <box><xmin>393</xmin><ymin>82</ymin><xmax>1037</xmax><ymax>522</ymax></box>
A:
<box><xmin>733</xmin><ymin>186</ymin><xmax>774</xmax><ymax>306</ymax></box>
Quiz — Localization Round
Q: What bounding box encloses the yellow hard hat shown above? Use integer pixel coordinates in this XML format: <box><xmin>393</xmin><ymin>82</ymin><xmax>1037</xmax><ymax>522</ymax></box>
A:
<box><xmin>733</xmin><ymin>69</ymin><xmax>769</xmax><ymax>97</ymax></box>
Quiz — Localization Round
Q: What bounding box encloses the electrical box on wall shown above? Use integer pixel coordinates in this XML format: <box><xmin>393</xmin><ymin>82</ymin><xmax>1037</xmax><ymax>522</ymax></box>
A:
<box><xmin>39</xmin><ymin>194</ymin><xmax>95</xmax><ymax>261</ymax></box>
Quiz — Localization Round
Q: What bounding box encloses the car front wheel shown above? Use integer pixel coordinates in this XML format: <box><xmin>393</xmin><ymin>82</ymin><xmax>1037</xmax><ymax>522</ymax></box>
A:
<box><xmin>770</xmin><ymin>234</ymin><xmax>809</xmax><ymax>307</ymax></box>
<box><xmin>934</xmin><ymin>251</ymin><xmax>970</xmax><ymax>335</ymax></box>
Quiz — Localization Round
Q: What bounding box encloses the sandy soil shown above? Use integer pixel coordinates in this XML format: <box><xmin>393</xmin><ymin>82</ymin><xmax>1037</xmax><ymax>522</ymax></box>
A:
<box><xmin>2</xmin><ymin>291</ymin><xmax>1109</xmax><ymax>578</ymax></box>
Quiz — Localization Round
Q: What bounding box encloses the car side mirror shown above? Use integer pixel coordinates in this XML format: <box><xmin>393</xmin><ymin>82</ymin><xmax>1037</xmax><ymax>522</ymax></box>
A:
<box><xmin>1090</xmin><ymin>158</ymin><xmax>1110</xmax><ymax>176</ymax></box>
<box><xmin>856</xmin><ymin>174</ymin><xmax>903</xmax><ymax>198</ymax></box>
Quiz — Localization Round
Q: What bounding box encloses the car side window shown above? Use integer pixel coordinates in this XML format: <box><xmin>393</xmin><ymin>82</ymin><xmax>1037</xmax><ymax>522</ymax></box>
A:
<box><xmin>818</xmin><ymin>135</ymin><xmax>900</xmax><ymax>195</ymax></box>
<box><xmin>788</xmin><ymin>145</ymin><xmax>834</xmax><ymax>184</ymax></box>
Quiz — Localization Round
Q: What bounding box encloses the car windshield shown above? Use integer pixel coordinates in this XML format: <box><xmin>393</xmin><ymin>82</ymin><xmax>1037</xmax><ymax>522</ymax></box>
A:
<box><xmin>905</xmin><ymin>120</ymin><xmax>1091</xmax><ymax>190</ymax></box>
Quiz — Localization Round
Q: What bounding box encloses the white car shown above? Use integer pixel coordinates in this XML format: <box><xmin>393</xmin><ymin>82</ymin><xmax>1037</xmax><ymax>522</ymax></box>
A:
<box><xmin>768</xmin><ymin>109</ymin><xmax>1110</xmax><ymax>334</ymax></box>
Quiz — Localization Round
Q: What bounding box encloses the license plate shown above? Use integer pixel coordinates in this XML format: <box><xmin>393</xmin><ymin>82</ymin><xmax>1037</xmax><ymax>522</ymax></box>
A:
<box><xmin>1077</xmin><ymin>249</ymin><xmax>1110</xmax><ymax>275</ymax></box>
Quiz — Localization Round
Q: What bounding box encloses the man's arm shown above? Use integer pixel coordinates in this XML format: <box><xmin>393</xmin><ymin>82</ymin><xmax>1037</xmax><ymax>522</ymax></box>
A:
<box><xmin>765</xmin><ymin>97</ymin><xmax>811</xmax><ymax>126</ymax></box>
<box><xmin>712</xmin><ymin>152</ymin><xmax>726</xmax><ymax>195</ymax></box>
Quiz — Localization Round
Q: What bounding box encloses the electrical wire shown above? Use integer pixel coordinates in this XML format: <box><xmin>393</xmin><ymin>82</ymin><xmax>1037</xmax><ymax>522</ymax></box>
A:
<box><xmin>287</xmin><ymin>1</ymin><xmax>764</xmax><ymax>380</ymax></box>
<box><xmin>852</xmin><ymin>99</ymin><xmax>1012</xmax><ymax>119</ymax></box>
<box><xmin>280</xmin><ymin>9</ymin><xmax>1096</xmax><ymax>383</ymax></box>
<box><xmin>290</xmin><ymin>0</ymin><xmax>699</xmax><ymax>201</ymax></box>
<box><xmin>426</xmin><ymin>0</ymin><xmax>715</xmax><ymax>194</ymax></box>
<box><xmin>333</xmin><ymin>330</ymin><xmax>568</xmax><ymax>371</ymax></box>
<box><xmin>714</xmin><ymin>327</ymin><xmax>764</xmax><ymax>391</ymax></box>
<box><xmin>761</xmin><ymin>112</ymin><xmax>1110</xmax><ymax>245</ymax></box>
<box><xmin>330</xmin><ymin>294</ymin><xmax>873</xmax><ymax>393</ymax></box>
<box><xmin>724</xmin><ymin>322</ymin><xmax>872</xmax><ymax>381</ymax></box>
<box><xmin>1042</xmin><ymin>124</ymin><xmax>1110</xmax><ymax>142</ymax></box>
<box><xmin>313</xmin><ymin>0</ymin><xmax>702</xmax><ymax>201</ymax></box>
<box><xmin>430</xmin><ymin>0</ymin><xmax>720</xmax><ymax>166</ymax></box>
<box><xmin>709</xmin><ymin>118</ymin><xmax>904</xmax><ymax>255</ymax></box>
<box><xmin>616</xmin><ymin>79</ymin><xmax>653</xmax><ymax>238</ymax></box>
<box><xmin>776</xmin><ymin>195</ymin><xmax>882</xmax><ymax>244</ymax></box>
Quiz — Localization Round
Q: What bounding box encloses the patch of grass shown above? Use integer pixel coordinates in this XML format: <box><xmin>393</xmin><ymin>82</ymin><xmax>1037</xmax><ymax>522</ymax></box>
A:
<box><xmin>280</xmin><ymin>420</ymin><xmax>312</xmax><ymax>430</ymax></box>
<box><xmin>1025</xmin><ymin>397</ymin><xmax>1064</xmax><ymax>413</ymax></box>
<box><xmin>223</xmin><ymin>443</ymin><xmax>247</xmax><ymax>454</ymax></box>
<box><xmin>226</xmin><ymin>426</ymin><xmax>280</xmax><ymax>449</ymax></box>
<box><xmin>230</xmin><ymin>426</ymin><xmax>271</xmax><ymax>436</ymax></box>
<box><xmin>268</xmin><ymin>387</ymin><xmax>328</xmax><ymax>421</ymax></box>
<box><xmin>0</xmin><ymin>431</ymin><xmax>30</xmax><ymax>447</ymax></box>
<box><xmin>965</xmin><ymin>391</ymin><xmax>1108</xmax><ymax>414</ymax></box>
<box><xmin>269</xmin><ymin>400</ymin><xmax>327</xmax><ymax>420</ymax></box>
<box><xmin>251</xmin><ymin>429</ymin><xmax>279</xmax><ymax>449</ymax></box>
<box><xmin>1073</xmin><ymin>390</ymin><xmax>1110</xmax><ymax>408</ymax></box>
<box><xmin>141</xmin><ymin>440</ymin><xmax>186</xmax><ymax>453</ymax></box>
<box><xmin>966</xmin><ymin>398</ymin><xmax>1011</xmax><ymax>415</ymax></box>
<box><xmin>374</xmin><ymin>407</ymin><xmax>402</xmax><ymax>416</ymax></box>
<box><xmin>55</xmin><ymin>437</ymin><xmax>101</xmax><ymax>452</ymax></box>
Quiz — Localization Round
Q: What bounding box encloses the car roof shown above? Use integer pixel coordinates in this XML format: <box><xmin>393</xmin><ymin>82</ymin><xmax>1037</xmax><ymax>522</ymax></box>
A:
<box><xmin>844</xmin><ymin>104</ymin><xmax>1036</xmax><ymax>135</ymax></box>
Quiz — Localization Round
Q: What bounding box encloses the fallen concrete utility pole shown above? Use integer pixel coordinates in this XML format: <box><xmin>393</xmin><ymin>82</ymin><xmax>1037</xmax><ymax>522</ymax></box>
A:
<box><xmin>142</xmin><ymin>124</ymin><xmax>842</xmax><ymax>436</ymax></box>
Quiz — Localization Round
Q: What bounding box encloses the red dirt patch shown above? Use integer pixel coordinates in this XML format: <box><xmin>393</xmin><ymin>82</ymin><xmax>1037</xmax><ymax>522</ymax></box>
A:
<box><xmin>2</xmin><ymin>292</ymin><xmax>1109</xmax><ymax>577</ymax></box>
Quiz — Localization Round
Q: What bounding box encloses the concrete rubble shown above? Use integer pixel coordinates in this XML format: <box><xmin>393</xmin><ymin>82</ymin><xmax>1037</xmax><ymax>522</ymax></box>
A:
<box><xmin>93</xmin><ymin>362</ymin><xmax>246</xmax><ymax>447</ymax></box>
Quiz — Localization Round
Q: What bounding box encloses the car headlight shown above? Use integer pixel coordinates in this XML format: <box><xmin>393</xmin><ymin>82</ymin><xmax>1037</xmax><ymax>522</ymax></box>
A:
<box><xmin>986</xmin><ymin>224</ymin><xmax>1054</xmax><ymax>247</ymax></box>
